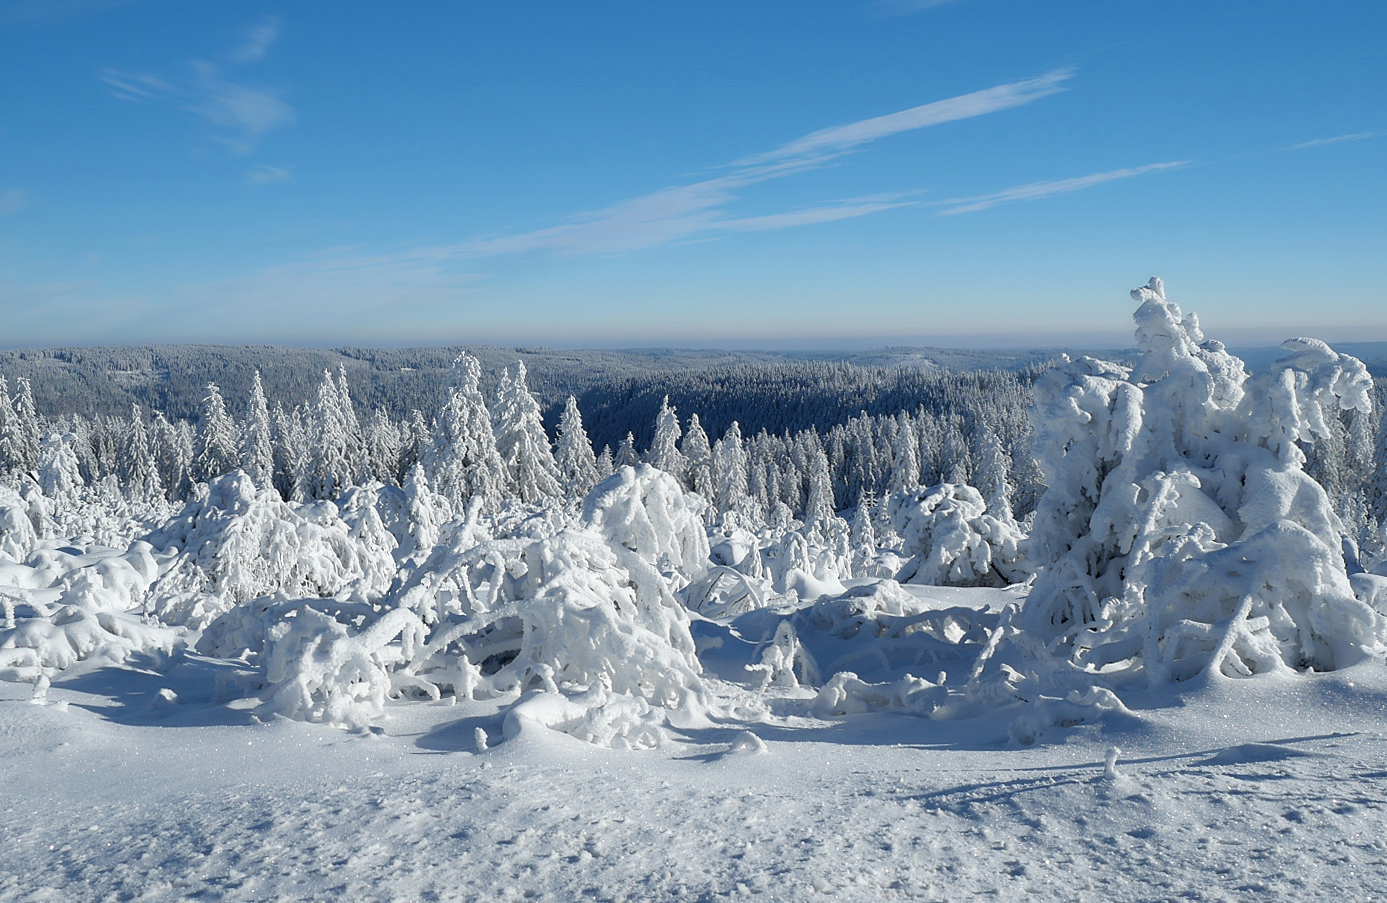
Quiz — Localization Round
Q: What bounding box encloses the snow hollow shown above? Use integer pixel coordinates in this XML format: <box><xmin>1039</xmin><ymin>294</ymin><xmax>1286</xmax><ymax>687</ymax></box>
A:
<box><xmin>2</xmin><ymin>278</ymin><xmax>1387</xmax><ymax>902</ymax></box>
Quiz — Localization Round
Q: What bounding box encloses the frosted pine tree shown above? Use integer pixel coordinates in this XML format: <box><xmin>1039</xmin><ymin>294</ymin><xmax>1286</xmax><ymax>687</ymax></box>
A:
<box><xmin>492</xmin><ymin>361</ymin><xmax>561</xmax><ymax>504</ymax></box>
<box><xmin>335</xmin><ymin>365</ymin><xmax>367</xmax><ymax>484</ymax></box>
<box><xmin>803</xmin><ymin>445</ymin><xmax>836</xmax><ymax>533</ymax></box>
<box><xmin>682</xmin><ymin>413</ymin><xmax>714</xmax><ymax>498</ymax></box>
<box><xmin>11</xmin><ymin>377</ymin><xmax>41</xmax><ymax>475</ymax></box>
<box><xmin>0</xmin><ymin>375</ymin><xmax>15</xmax><ymax>473</ymax></box>
<box><xmin>554</xmin><ymin>394</ymin><xmax>599</xmax><ymax>500</ymax></box>
<box><xmin>366</xmin><ymin>408</ymin><xmax>403</xmax><ymax>485</ymax></box>
<box><xmin>646</xmin><ymin>396</ymin><xmax>687</xmax><ymax>483</ymax></box>
<box><xmin>424</xmin><ymin>352</ymin><xmax>506</xmax><ymax>515</ymax></box>
<box><xmin>1024</xmin><ymin>277</ymin><xmax>1384</xmax><ymax>679</ymax></box>
<box><xmin>972</xmin><ymin>427</ymin><xmax>1017</xmax><ymax>528</ymax></box>
<box><xmin>193</xmin><ymin>383</ymin><xmax>240</xmax><ymax>484</ymax></box>
<box><xmin>886</xmin><ymin>413</ymin><xmax>920</xmax><ymax>498</ymax></box>
<box><xmin>241</xmin><ymin>371</ymin><xmax>274</xmax><ymax>490</ymax></box>
<box><xmin>150</xmin><ymin>411</ymin><xmax>191</xmax><ymax>499</ymax></box>
<box><xmin>711</xmin><ymin>421</ymin><xmax>750</xmax><ymax>517</ymax></box>
<box><xmin>120</xmin><ymin>405</ymin><xmax>162</xmax><ymax>500</ymax></box>
<box><xmin>595</xmin><ymin>445</ymin><xmax>615</xmax><ymax>479</ymax></box>
<box><xmin>305</xmin><ymin>370</ymin><xmax>353</xmax><ymax>500</ymax></box>
<box><xmin>614</xmin><ymin>432</ymin><xmax>640</xmax><ymax>469</ymax></box>
<box><xmin>271</xmin><ymin>402</ymin><xmax>306</xmax><ymax>501</ymax></box>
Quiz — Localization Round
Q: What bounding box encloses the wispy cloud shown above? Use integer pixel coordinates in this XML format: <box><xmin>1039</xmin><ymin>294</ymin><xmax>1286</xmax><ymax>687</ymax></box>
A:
<box><xmin>934</xmin><ymin>161</ymin><xmax>1189</xmax><ymax>215</ymax></box>
<box><xmin>738</xmin><ymin>69</ymin><xmax>1071</xmax><ymax>167</ymax></box>
<box><xmin>230</xmin><ymin>16</ymin><xmax>280</xmax><ymax>63</ymax></box>
<box><xmin>101</xmin><ymin>19</ymin><xmax>294</xmax><ymax>155</ymax></box>
<box><xmin>1287</xmin><ymin>132</ymin><xmax>1375</xmax><ymax>151</ymax></box>
<box><xmin>467</xmin><ymin>70</ymin><xmax>1073</xmax><ymax>257</ymax></box>
<box><xmin>0</xmin><ymin>189</ymin><xmax>28</xmax><ymax>217</ymax></box>
<box><xmin>245</xmin><ymin>164</ymin><xmax>292</xmax><ymax>187</ymax></box>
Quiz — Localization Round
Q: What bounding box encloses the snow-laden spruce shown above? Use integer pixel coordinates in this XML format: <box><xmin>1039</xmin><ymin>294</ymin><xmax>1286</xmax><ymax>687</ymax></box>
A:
<box><xmin>1023</xmin><ymin>277</ymin><xmax>1384</xmax><ymax>680</ymax></box>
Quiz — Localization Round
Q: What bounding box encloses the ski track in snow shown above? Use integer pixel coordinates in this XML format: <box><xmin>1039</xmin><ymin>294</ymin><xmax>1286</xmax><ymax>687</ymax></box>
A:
<box><xmin>4</xmin><ymin>670</ymin><xmax>1387</xmax><ymax>902</ymax></box>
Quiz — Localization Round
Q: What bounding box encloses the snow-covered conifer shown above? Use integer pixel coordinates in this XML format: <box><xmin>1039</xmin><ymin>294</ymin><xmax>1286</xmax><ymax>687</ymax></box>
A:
<box><xmin>803</xmin><ymin>446</ymin><xmax>836</xmax><ymax>533</ymax></box>
<box><xmin>645</xmin><ymin>396</ymin><xmax>687</xmax><ymax>483</ymax></box>
<box><xmin>614</xmin><ymin>432</ymin><xmax>640</xmax><ymax>469</ymax></box>
<box><xmin>886</xmin><ymin>414</ymin><xmax>920</xmax><ymax>497</ymax></box>
<box><xmin>711</xmin><ymin>421</ymin><xmax>750</xmax><ymax>515</ymax></box>
<box><xmin>305</xmin><ymin>370</ymin><xmax>354</xmax><ymax>500</ymax></box>
<box><xmin>554</xmin><ymin>395</ymin><xmax>599</xmax><ymax>500</ymax></box>
<box><xmin>366</xmin><ymin>408</ymin><xmax>403</xmax><ymax>485</ymax></box>
<box><xmin>424</xmin><ymin>353</ymin><xmax>506</xmax><ymax>515</ymax></box>
<box><xmin>119</xmin><ymin>405</ymin><xmax>161</xmax><ymax>500</ymax></box>
<box><xmin>682</xmin><ymin>413</ymin><xmax>714</xmax><ymax>499</ymax></box>
<box><xmin>492</xmin><ymin>361</ymin><xmax>561</xmax><ymax>504</ymax></box>
<box><xmin>150</xmin><ymin>411</ymin><xmax>191</xmax><ymax>499</ymax></box>
<box><xmin>193</xmin><ymin>383</ymin><xmax>240</xmax><ymax>484</ymax></box>
<box><xmin>1024</xmin><ymin>277</ymin><xmax>1384</xmax><ymax>679</ymax></box>
<box><xmin>241</xmin><ymin>371</ymin><xmax>274</xmax><ymax>490</ymax></box>
<box><xmin>11</xmin><ymin>378</ymin><xmax>41</xmax><ymax>474</ymax></box>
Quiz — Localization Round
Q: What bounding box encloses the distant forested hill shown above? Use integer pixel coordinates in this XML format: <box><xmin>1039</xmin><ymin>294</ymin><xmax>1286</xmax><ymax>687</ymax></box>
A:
<box><xmin>0</xmin><ymin>344</ymin><xmax>1091</xmax><ymax>453</ymax></box>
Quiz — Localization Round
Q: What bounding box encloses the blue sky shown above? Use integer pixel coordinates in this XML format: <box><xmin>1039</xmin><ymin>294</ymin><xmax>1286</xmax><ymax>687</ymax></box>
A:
<box><xmin>0</xmin><ymin>1</ymin><xmax>1383</xmax><ymax>349</ymax></box>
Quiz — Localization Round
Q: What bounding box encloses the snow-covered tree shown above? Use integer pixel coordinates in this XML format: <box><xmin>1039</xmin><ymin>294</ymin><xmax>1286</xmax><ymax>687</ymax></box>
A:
<box><xmin>645</xmin><ymin>396</ymin><xmax>687</xmax><ymax>483</ymax></box>
<box><xmin>9</xmin><ymin>377</ymin><xmax>41</xmax><ymax>475</ymax></box>
<box><xmin>193</xmin><ymin>383</ymin><xmax>240</xmax><ymax>484</ymax></box>
<box><xmin>424</xmin><ymin>353</ymin><xmax>507</xmax><ymax>515</ymax></box>
<box><xmin>711</xmin><ymin>421</ymin><xmax>750</xmax><ymax>518</ymax></box>
<box><xmin>119</xmin><ymin>405</ymin><xmax>161</xmax><ymax>500</ymax></box>
<box><xmin>886</xmin><ymin>413</ymin><xmax>920</xmax><ymax>498</ymax></box>
<box><xmin>241</xmin><ymin>371</ymin><xmax>274</xmax><ymax>490</ymax></box>
<box><xmin>614</xmin><ymin>432</ymin><xmax>640</xmax><ymax>469</ymax></box>
<box><xmin>554</xmin><ymin>395</ymin><xmax>600</xmax><ymax>500</ymax></box>
<box><xmin>1023</xmin><ymin>277</ymin><xmax>1384</xmax><ymax>680</ymax></box>
<box><xmin>304</xmin><ymin>369</ymin><xmax>354</xmax><ymax>500</ymax></box>
<box><xmin>492</xmin><ymin>361</ymin><xmax>561</xmax><ymax>504</ymax></box>
<box><xmin>366</xmin><ymin>408</ymin><xmax>403</xmax><ymax>485</ymax></box>
<box><xmin>682</xmin><ymin>413</ymin><xmax>714</xmax><ymax>499</ymax></box>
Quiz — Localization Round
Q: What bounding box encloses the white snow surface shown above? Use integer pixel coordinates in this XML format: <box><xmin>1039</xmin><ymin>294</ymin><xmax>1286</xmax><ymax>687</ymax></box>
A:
<box><xmin>5</xmin><ymin>650</ymin><xmax>1387</xmax><ymax>902</ymax></box>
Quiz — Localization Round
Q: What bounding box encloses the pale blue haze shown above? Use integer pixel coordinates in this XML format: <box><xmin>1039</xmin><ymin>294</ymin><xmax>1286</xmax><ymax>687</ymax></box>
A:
<box><xmin>0</xmin><ymin>0</ymin><xmax>1383</xmax><ymax>347</ymax></box>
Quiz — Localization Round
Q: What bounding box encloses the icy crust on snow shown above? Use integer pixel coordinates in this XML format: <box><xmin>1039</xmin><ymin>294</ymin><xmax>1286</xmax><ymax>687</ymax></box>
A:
<box><xmin>1023</xmin><ymin>277</ymin><xmax>1384</xmax><ymax>682</ymax></box>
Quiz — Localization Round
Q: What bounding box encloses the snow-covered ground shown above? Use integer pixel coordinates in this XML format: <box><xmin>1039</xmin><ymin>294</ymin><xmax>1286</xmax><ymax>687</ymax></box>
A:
<box><xmin>6</xmin><ymin>645</ymin><xmax>1387</xmax><ymax>902</ymax></box>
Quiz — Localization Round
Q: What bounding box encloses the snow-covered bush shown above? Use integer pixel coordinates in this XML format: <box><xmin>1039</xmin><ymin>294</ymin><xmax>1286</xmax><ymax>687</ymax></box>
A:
<box><xmin>581</xmin><ymin>465</ymin><xmax>709</xmax><ymax>589</ymax></box>
<box><xmin>146</xmin><ymin>472</ymin><xmax>398</xmax><ymax>629</ymax></box>
<box><xmin>1023</xmin><ymin>277</ymin><xmax>1384</xmax><ymax>680</ymax></box>
<box><xmin>0</xmin><ymin>543</ymin><xmax>176</xmax><ymax>682</ymax></box>
<box><xmin>392</xmin><ymin>530</ymin><xmax>707</xmax><ymax>720</ymax></box>
<box><xmin>888</xmin><ymin>482</ymin><xmax>1024</xmax><ymax>587</ymax></box>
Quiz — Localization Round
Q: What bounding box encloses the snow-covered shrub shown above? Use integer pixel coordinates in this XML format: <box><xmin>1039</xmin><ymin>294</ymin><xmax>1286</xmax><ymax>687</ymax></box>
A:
<box><xmin>258</xmin><ymin>605</ymin><xmax>426</xmax><ymax>730</ymax></box>
<box><xmin>581</xmin><ymin>465</ymin><xmax>709</xmax><ymax>588</ymax></box>
<box><xmin>0</xmin><ymin>543</ymin><xmax>175</xmax><ymax>681</ymax></box>
<box><xmin>888</xmin><ymin>482</ymin><xmax>1024</xmax><ymax>587</ymax></box>
<box><xmin>1023</xmin><ymin>277</ymin><xmax>1384</xmax><ymax>680</ymax></box>
<box><xmin>146</xmin><ymin>472</ymin><xmax>397</xmax><ymax>629</ymax></box>
<box><xmin>392</xmin><ymin>530</ymin><xmax>707</xmax><ymax>722</ymax></box>
<box><xmin>811</xmin><ymin>671</ymin><xmax>947</xmax><ymax>718</ymax></box>
<box><xmin>0</xmin><ymin>484</ymin><xmax>39</xmax><ymax>561</ymax></box>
